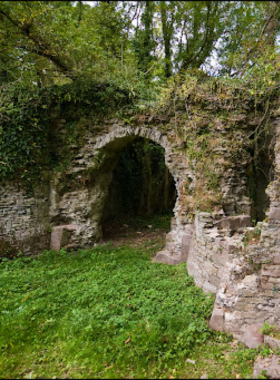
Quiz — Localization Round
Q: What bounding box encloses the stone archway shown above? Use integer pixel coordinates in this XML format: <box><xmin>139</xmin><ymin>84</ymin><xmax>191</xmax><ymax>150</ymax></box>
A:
<box><xmin>49</xmin><ymin>124</ymin><xmax>195</xmax><ymax>264</ymax></box>
<box><xmin>92</xmin><ymin>126</ymin><xmax>195</xmax><ymax>263</ymax></box>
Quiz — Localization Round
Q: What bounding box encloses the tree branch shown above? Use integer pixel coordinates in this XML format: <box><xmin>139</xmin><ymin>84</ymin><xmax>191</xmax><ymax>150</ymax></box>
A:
<box><xmin>0</xmin><ymin>9</ymin><xmax>70</xmax><ymax>73</ymax></box>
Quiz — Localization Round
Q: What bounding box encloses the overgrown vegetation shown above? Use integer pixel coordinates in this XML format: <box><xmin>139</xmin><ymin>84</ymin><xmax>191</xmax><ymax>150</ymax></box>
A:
<box><xmin>0</xmin><ymin>243</ymin><xmax>260</xmax><ymax>379</ymax></box>
<box><xmin>260</xmin><ymin>322</ymin><xmax>280</xmax><ymax>340</ymax></box>
<box><xmin>1</xmin><ymin>1</ymin><xmax>280</xmax><ymax>188</ymax></box>
<box><xmin>0</xmin><ymin>78</ymin><xmax>138</xmax><ymax>184</ymax></box>
<box><xmin>2</xmin><ymin>1</ymin><xmax>280</xmax><ymax>377</ymax></box>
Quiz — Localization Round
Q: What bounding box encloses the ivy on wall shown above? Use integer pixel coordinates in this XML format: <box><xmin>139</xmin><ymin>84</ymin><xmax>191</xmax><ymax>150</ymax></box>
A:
<box><xmin>0</xmin><ymin>79</ymin><xmax>135</xmax><ymax>184</ymax></box>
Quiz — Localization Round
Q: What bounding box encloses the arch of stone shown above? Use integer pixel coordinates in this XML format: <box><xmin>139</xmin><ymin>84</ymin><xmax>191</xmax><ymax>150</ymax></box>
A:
<box><xmin>1</xmin><ymin>117</ymin><xmax>280</xmax><ymax>341</ymax></box>
<box><xmin>49</xmin><ymin>124</ymin><xmax>195</xmax><ymax>265</ymax></box>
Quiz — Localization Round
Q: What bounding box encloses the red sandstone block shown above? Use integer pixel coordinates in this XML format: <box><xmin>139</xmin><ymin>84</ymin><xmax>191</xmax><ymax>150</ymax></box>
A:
<box><xmin>209</xmin><ymin>307</ymin><xmax>224</xmax><ymax>331</ymax></box>
<box><xmin>240</xmin><ymin>323</ymin><xmax>264</xmax><ymax>348</ymax></box>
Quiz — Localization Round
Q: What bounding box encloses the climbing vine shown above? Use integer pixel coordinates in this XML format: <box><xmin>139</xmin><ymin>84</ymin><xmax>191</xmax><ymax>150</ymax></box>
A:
<box><xmin>0</xmin><ymin>79</ymin><xmax>137</xmax><ymax>184</ymax></box>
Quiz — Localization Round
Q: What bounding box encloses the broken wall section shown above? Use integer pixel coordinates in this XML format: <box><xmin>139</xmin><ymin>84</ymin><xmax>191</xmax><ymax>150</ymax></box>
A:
<box><xmin>204</xmin><ymin>116</ymin><xmax>280</xmax><ymax>338</ymax></box>
<box><xmin>0</xmin><ymin>182</ymin><xmax>50</xmax><ymax>257</ymax></box>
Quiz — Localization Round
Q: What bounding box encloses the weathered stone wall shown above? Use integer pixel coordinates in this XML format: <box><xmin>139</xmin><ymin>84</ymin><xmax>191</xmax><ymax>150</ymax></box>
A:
<box><xmin>205</xmin><ymin>117</ymin><xmax>280</xmax><ymax>338</ymax></box>
<box><xmin>0</xmin><ymin>183</ymin><xmax>50</xmax><ymax>256</ymax></box>
<box><xmin>48</xmin><ymin>121</ymin><xmax>195</xmax><ymax>261</ymax></box>
<box><xmin>2</xmin><ymin>109</ymin><xmax>280</xmax><ymax>339</ymax></box>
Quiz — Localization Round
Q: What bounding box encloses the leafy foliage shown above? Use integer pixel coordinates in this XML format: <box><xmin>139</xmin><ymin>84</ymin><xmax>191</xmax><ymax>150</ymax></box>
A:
<box><xmin>0</xmin><ymin>243</ymin><xmax>259</xmax><ymax>379</ymax></box>
<box><xmin>1</xmin><ymin>1</ymin><xmax>280</xmax><ymax>185</ymax></box>
<box><xmin>260</xmin><ymin>322</ymin><xmax>280</xmax><ymax>340</ymax></box>
<box><xmin>0</xmin><ymin>243</ymin><xmax>213</xmax><ymax>378</ymax></box>
<box><xmin>0</xmin><ymin>78</ymin><xmax>138</xmax><ymax>183</ymax></box>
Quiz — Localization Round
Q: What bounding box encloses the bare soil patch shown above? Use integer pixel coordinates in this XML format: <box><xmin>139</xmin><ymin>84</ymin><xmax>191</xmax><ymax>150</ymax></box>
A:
<box><xmin>101</xmin><ymin>213</ymin><xmax>170</xmax><ymax>249</ymax></box>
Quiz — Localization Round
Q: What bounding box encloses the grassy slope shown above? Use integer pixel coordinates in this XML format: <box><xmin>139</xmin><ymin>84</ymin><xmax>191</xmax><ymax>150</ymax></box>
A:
<box><xmin>0</xmin><ymin>240</ymin><xmax>259</xmax><ymax>379</ymax></box>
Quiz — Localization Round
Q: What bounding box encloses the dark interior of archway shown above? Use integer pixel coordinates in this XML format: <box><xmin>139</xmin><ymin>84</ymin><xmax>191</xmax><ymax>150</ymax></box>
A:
<box><xmin>247</xmin><ymin>132</ymin><xmax>275</xmax><ymax>222</ymax></box>
<box><xmin>101</xmin><ymin>137</ymin><xmax>177</xmax><ymax>243</ymax></box>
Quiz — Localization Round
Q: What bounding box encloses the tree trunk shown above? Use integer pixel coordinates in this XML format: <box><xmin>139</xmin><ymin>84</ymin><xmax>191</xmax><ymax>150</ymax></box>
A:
<box><xmin>160</xmin><ymin>1</ymin><xmax>172</xmax><ymax>78</ymax></box>
<box><xmin>145</xmin><ymin>149</ymin><xmax>153</xmax><ymax>215</ymax></box>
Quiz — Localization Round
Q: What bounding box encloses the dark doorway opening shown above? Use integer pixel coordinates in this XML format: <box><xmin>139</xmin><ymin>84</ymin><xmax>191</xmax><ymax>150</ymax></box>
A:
<box><xmin>247</xmin><ymin>132</ymin><xmax>275</xmax><ymax>222</ymax></box>
<box><xmin>101</xmin><ymin>137</ymin><xmax>177</xmax><ymax>246</ymax></box>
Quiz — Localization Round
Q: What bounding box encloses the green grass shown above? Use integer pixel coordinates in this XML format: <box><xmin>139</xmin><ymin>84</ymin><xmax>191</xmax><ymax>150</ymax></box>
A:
<box><xmin>0</xmin><ymin>244</ymin><xmax>259</xmax><ymax>379</ymax></box>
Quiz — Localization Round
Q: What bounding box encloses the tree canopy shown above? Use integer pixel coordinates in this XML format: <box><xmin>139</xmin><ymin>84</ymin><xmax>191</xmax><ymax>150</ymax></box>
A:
<box><xmin>1</xmin><ymin>1</ymin><xmax>280</xmax><ymax>86</ymax></box>
<box><xmin>1</xmin><ymin>1</ymin><xmax>280</xmax><ymax>182</ymax></box>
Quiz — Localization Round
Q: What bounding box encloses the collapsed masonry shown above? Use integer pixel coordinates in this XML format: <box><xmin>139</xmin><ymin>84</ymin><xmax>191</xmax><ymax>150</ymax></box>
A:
<box><xmin>1</xmin><ymin>104</ymin><xmax>280</xmax><ymax>339</ymax></box>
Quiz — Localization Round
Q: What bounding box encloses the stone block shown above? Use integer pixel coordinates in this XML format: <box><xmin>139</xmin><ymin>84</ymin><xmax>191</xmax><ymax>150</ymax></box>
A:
<box><xmin>209</xmin><ymin>307</ymin><xmax>224</xmax><ymax>331</ymax></box>
<box><xmin>264</xmin><ymin>335</ymin><xmax>280</xmax><ymax>350</ymax></box>
<box><xmin>261</xmin><ymin>282</ymin><xmax>275</xmax><ymax>291</ymax></box>
<box><xmin>203</xmin><ymin>281</ymin><xmax>217</xmax><ymax>294</ymax></box>
<box><xmin>166</xmin><ymin>231</ymin><xmax>175</xmax><ymax>243</ymax></box>
<box><xmin>240</xmin><ymin>323</ymin><xmax>264</xmax><ymax>348</ymax></box>
<box><xmin>242</xmin><ymin>274</ymin><xmax>259</xmax><ymax>288</ymax></box>
<box><xmin>204</xmin><ymin>261</ymin><xmax>217</xmax><ymax>275</ymax></box>
<box><xmin>197</xmin><ymin>212</ymin><xmax>213</xmax><ymax>223</ymax></box>
<box><xmin>213</xmin><ymin>252</ymin><xmax>229</xmax><ymax>266</ymax></box>
<box><xmin>267</xmin><ymin>277</ymin><xmax>280</xmax><ymax>284</ymax></box>
<box><xmin>181</xmin><ymin>233</ymin><xmax>193</xmax><ymax>259</ymax></box>
<box><xmin>216</xmin><ymin>215</ymin><xmax>251</xmax><ymax>232</ymax></box>
<box><xmin>253</xmin><ymin>354</ymin><xmax>280</xmax><ymax>379</ymax></box>
<box><xmin>272</xmin><ymin>255</ymin><xmax>280</xmax><ymax>264</ymax></box>
<box><xmin>154</xmin><ymin>251</ymin><xmax>183</xmax><ymax>265</ymax></box>
<box><xmin>235</xmin><ymin>302</ymin><xmax>256</xmax><ymax>312</ymax></box>
<box><xmin>166</xmin><ymin>242</ymin><xmax>176</xmax><ymax>252</ymax></box>
<box><xmin>187</xmin><ymin>264</ymin><xmax>203</xmax><ymax>284</ymax></box>
<box><xmin>269</xmin><ymin>206</ymin><xmax>280</xmax><ymax>221</ymax></box>
<box><xmin>224</xmin><ymin>312</ymin><xmax>235</xmax><ymax>322</ymax></box>
<box><xmin>50</xmin><ymin>224</ymin><xmax>77</xmax><ymax>251</ymax></box>
<box><xmin>208</xmin><ymin>274</ymin><xmax>221</xmax><ymax>288</ymax></box>
<box><xmin>262</xmin><ymin>264</ymin><xmax>280</xmax><ymax>277</ymax></box>
<box><xmin>243</xmin><ymin>310</ymin><xmax>268</xmax><ymax>320</ymax></box>
<box><xmin>170</xmin><ymin>217</ymin><xmax>177</xmax><ymax>230</ymax></box>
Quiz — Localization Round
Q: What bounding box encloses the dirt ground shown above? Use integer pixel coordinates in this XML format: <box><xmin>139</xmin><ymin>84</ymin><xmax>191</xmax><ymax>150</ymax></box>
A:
<box><xmin>101</xmin><ymin>213</ymin><xmax>170</xmax><ymax>250</ymax></box>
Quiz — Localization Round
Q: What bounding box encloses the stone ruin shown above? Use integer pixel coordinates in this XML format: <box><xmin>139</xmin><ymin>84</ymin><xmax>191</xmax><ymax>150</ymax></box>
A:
<box><xmin>1</xmin><ymin>106</ymin><xmax>280</xmax><ymax>341</ymax></box>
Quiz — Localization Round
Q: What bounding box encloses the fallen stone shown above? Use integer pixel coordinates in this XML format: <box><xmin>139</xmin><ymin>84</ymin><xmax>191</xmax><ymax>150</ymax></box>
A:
<box><xmin>240</xmin><ymin>323</ymin><xmax>264</xmax><ymax>348</ymax></box>
<box><xmin>209</xmin><ymin>307</ymin><xmax>224</xmax><ymax>331</ymax></box>
<box><xmin>154</xmin><ymin>251</ymin><xmax>183</xmax><ymax>265</ymax></box>
<box><xmin>264</xmin><ymin>334</ymin><xmax>280</xmax><ymax>350</ymax></box>
<box><xmin>253</xmin><ymin>354</ymin><xmax>280</xmax><ymax>379</ymax></box>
